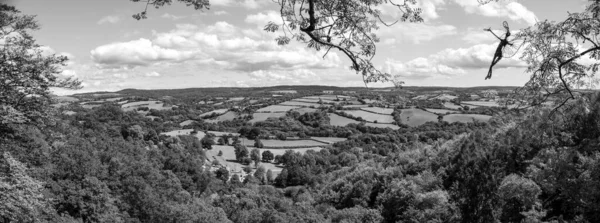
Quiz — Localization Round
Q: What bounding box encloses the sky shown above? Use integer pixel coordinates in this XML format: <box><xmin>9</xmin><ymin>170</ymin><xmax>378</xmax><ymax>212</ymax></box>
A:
<box><xmin>6</xmin><ymin>0</ymin><xmax>591</xmax><ymax>94</ymax></box>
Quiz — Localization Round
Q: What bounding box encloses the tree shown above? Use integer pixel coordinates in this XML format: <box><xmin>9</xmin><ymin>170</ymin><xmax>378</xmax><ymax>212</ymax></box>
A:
<box><xmin>266</xmin><ymin>169</ymin><xmax>274</xmax><ymax>184</ymax></box>
<box><xmin>254</xmin><ymin>138</ymin><xmax>264</xmax><ymax>148</ymax></box>
<box><xmin>250</xmin><ymin>148</ymin><xmax>261</xmax><ymax>167</ymax></box>
<box><xmin>254</xmin><ymin>166</ymin><xmax>266</xmax><ymax>184</ymax></box>
<box><xmin>234</xmin><ymin>144</ymin><xmax>249</xmax><ymax>162</ymax></box>
<box><xmin>215</xmin><ymin>166</ymin><xmax>229</xmax><ymax>182</ymax></box>
<box><xmin>217</xmin><ymin>150</ymin><xmax>223</xmax><ymax>156</ymax></box>
<box><xmin>217</xmin><ymin>137</ymin><xmax>225</xmax><ymax>145</ymax></box>
<box><xmin>0</xmin><ymin>4</ymin><xmax>81</xmax><ymax>127</ymax></box>
<box><xmin>200</xmin><ymin>134</ymin><xmax>214</xmax><ymax>150</ymax></box>
<box><xmin>262</xmin><ymin>150</ymin><xmax>274</xmax><ymax>163</ymax></box>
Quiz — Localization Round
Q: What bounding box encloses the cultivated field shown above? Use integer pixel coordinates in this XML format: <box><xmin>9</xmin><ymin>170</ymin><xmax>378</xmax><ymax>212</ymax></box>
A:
<box><xmin>257</xmin><ymin>105</ymin><xmax>300</xmax><ymax>112</ymax></box>
<box><xmin>443</xmin><ymin>114</ymin><xmax>492</xmax><ymax>123</ymax></box>
<box><xmin>249</xmin><ymin>113</ymin><xmax>286</xmax><ymax>123</ymax></box>
<box><xmin>328</xmin><ymin>113</ymin><xmax>360</xmax><ymax>126</ymax></box>
<box><xmin>361</xmin><ymin>107</ymin><xmax>394</xmax><ymax>115</ymax></box>
<box><xmin>205</xmin><ymin>111</ymin><xmax>238</xmax><ymax>123</ymax></box>
<box><xmin>242</xmin><ymin>139</ymin><xmax>328</xmax><ymax>148</ymax></box>
<box><xmin>462</xmin><ymin>101</ymin><xmax>500</xmax><ymax>107</ymax></box>
<box><xmin>443</xmin><ymin>102</ymin><xmax>463</xmax><ymax>110</ymax></box>
<box><xmin>340</xmin><ymin>110</ymin><xmax>395</xmax><ymax>123</ymax></box>
<box><xmin>311</xmin><ymin>137</ymin><xmax>348</xmax><ymax>144</ymax></box>
<box><xmin>226</xmin><ymin>97</ymin><xmax>245</xmax><ymax>102</ymax></box>
<box><xmin>399</xmin><ymin>108</ymin><xmax>439</xmax><ymax>127</ymax></box>
<box><xmin>426</xmin><ymin>108</ymin><xmax>460</xmax><ymax>114</ymax></box>
<box><xmin>199</xmin><ymin>108</ymin><xmax>229</xmax><ymax>117</ymax></box>
<box><xmin>280</xmin><ymin>101</ymin><xmax>329</xmax><ymax>107</ymax></box>
<box><xmin>343</xmin><ymin>104</ymin><xmax>369</xmax><ymax>108</ymax></box>
<box><xmin>293</xmin><ymin>107</ymin><xmax>318</xmax><ymax>114</ymax></box>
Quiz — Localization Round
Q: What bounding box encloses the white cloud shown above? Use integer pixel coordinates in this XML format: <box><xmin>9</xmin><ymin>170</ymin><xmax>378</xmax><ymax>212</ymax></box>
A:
<box><xmin>452</xmin><ymin>0</ymin><xmax>538</xmax><ymax>25</ymax></box>
<box><xmin>379</xmin><ymin>23</ymin><xmax>457</xmax><ymax>44</ymax></box>
<box><xmin>214</xmin><ymin>11</ymin><xmax>228</xmax><ymax>15</ymax></box>
<box><xmin>378</xmin><ymin>0</ymin><xmax>445</xmax><ymax>21</ymax></box>
<box><xmin>210</xmin><ymin>0</ymin><xmax>265</xmax><ymax>9</ymax></box>
<box><xmin>145</xmin><ymin>71</ymin><xmax>161</xmax><ymax>77</ymax></box>
<box><xmin>245</xmin><ymin>11</ymin><xmax>280</xmax><ymax>27</ymax></box>
<box><xmin>161</xmin><ymin>13</ymin><xmax>186</xmax><ymax>20</ymax></box>
<box><xmin>97</xmin><ymin>15</ymin><xmax>120</xmax><ymax>25</ymax></box>
<box><xmin>90</xmin><ymin>38</ymin><xmax>197</xmax><ymax>67</ymax></box>
<box><xmin>385</xmin><ymin>43</ymin><xmax>526</xmax><ymax>79</ymax></box>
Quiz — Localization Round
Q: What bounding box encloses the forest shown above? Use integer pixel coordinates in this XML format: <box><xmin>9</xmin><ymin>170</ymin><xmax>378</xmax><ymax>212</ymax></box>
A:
<box><xmin>4</xmin><ymin>0</ymin><xmax>600</xmax><ymax>223</ymax></box>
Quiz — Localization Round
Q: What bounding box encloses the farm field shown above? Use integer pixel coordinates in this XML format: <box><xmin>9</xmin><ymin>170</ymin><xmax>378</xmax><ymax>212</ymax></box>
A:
<box><xmin>241</xmin><ymin>139</ymin><xmax>328</xmax><ymax>148</ymax></box>
<box><xmin>293</xmin><ymin>107</ymin><xmax>318</xmax><ymax>114</ymax></box>
<box><xmin>328</xmin><ymin>113</ymin><xmax>360</xmax><ymax>126</ymax></box>
<box><xmin>426</xmin><ymin>108</ymin><xmax>460</xmax><ymax>114</ymax></box>
<box><xmin>81</xmin><ymin>104</ymin><xmax>102</xmax><ymax>109</ymax></box>
<box><xmin>280</xmin><ymin>101</ymin><xmax>329</xmax><ymax>107</ymax></box>
<box><xmin>430</xmin><ymin>94</ymin><xmax>457</xmax><ymax>101</ymax></box>
<box><xmin>292</xmin><ymin>98</ymin><xmax>321</xmax><ymax>103</ymax></box>
<box><xmin>340</xmin><ymin>110</ymin><xmax>395</xmax><ymax>123</ymax></box>
<box><xmin>311</xmin><ymin>137</ymin><xmax>348</xmax><ymax>144</ymax></box>
<box><xmin>399</xmin><ymin>108</ymin><xmax>439</xmax><ymax>127</ymax></box>
<box><xmin>179</xmin><ymin>120</ymin><xmax>195</xmax><ymax>127</ymax></box>
<box><xmin>443</xmin><ymin>102</ymin><xmax>463</xmax><ymax>110</ymax></box>
<box><xmin>205</xmin><ymin>111</ymin><xmax>238</xmax><ymax>123</ymax></box>
<box><xmin>122</xmin><ymin>101</ymin><xmax>170</xmax><ymax>112</ymax></box>
<box><xmin>249</xmin><ymin>113</ymin><xmax>286</xmax><ymax>123</ymax></box>
<box><xmin>271</xmin><ymin>90</ymin><xmax>297</xmax><ymax>94</ymax></box>
<box><xmin>226</xmin><ymin>97</ymin><xmax>245</xmax><ymax>102</ymax></box>
<box><xmin>361</xmin><ymin>107</ymin><xmax>394</xmax><ymax>115</ymax></box>
<box><xmin>365</xmin><ymin>123</ymin><xmax>400</xmax><ymax>130</ymax></box>
<box><xmin>444</xmin><ymin>114</ymin><xmax>492</xmax><ymax>123</ymax></box>
<box><xmin>257</xmin><ymin>105</ymin><xmax>300</xmax><ymax>112</ymax></box>
<box><xmin>462</xmin><ymin>101</ymin><xmax>500</xmax><ymax>107</ymax></box>
<box><xmin>199</xmin><ymin>108</ymin><xmax>229</xmax><ymax>117</ymax></box>
<box><xmin>343</xmin><ymin>104</ymin><xmax>369</xmax><ymax>108</ymax></box>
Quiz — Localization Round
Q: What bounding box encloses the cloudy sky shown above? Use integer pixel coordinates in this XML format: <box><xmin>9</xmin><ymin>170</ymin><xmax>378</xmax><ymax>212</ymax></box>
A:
<box><xmin>8</xmin><ymin>0</ymin><xmax>589</xmax><ymax>94</ymax></box>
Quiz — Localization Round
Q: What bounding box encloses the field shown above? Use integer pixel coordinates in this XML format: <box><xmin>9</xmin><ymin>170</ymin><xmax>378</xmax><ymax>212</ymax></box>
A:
<box><xmin>443</xmin><ymin>114</ymin><xmax>492</xmax><ymax>123</ymax></box>
<box><xmin>205</xmin><ymin>111</ymin><xmax>238</xmax><ymax>123</ymax></box>
<box><xmin>226</xmin><ymin>97</ymin><xmax>245</xmax><ymax>102</ymax></box>
<box><xmin>328</xmin><ymin>113</ymin><xmax>360</xmax><ymax>126</ymax></box>
<box><xmin>311</xmin><ymin>137</ymin><xmax>348</xmax><ymax>144</ymax></box>
<box><xmin>199</xmin><ymin>108</ymin><xmax>229</xmax><ymax>117</ymax></box>
<box><xmin>340</xmin><ymin>110</ymin><xmax>395</xmax><ymax>123</ymax></box>
<box><xmin>249</xmin><ymin>113</ymin><xmax>286</xmax><ymax>123</ymax></box>
<box><xmin>257</xmin><ymin>105</ymin><xmax>300</xmax><ymax>112</ymax></box>
<box><xmin>426</xmin><ymin>108</ymin><xmax>459</xmax><ymax>114</ymax></box>
<box><xmin>179</xmin><ymin>120</ymin><xmax>195</xmax><ymax>127</ymax></box>
<box><xmin>293</xmin><ymin>107</ymin><xmax>318</xmax><ymax>114</ymax></box>
<box><xmin>361</xmin><ymin>107</ymin><xmax>394</xmax><ymax>115</ymax></box>
<box><xmin>462</xmin><ymin>101</ymin><xmax>500</xmax><ymax>107</ymax></box>
<box><xmin>443</xmin><ymin>102</ymin><xmax>463</xmax><ymax>110</ymax></box>
<box><xmin>280</xmin><ymin>101</ymin><xmax>329</xmax><ymax>107</ymax></box>
<box><xmin>292</xmin><ymin>98</ymin><xmax>321</xmax><ymax>103</ymax></box>
<box><xmin>270</xmin><ymin>90</ymin><xmax>297</xmax><ymax>94</ymax></box>
<box><xmin>242</xmin><ymin>139</ymin><xmax>328</xmax><ymax>148</ymax></box>
<box><xmin>365</xmin><ymin>123</ymin><xmax>400</xmax><ymax>130</ymax></box>
<box><xmin>122</xmin><ymin>101</ymin><xmax>171</xmax><ymax>112</ymax></box>
<box><xmin>343</xmin><ymin>104</ymin><xmax>369</xmax><ymax>108</ymax></box>
<box><xmin>399</xmin><ymin>108</ymin><xmax>439</xmax><ymax>127</ymax></box>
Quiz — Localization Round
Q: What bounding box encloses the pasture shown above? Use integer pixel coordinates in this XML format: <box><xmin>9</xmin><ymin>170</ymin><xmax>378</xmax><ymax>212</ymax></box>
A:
<box><xmin>293</xmin><ymin>107</ymin><xmax>318</xmax><ymax>114</ymax></box>
<box><xmin>280</xmin><ymin>101</ymin><xmax>329</xmax><ymax>107</ymax></box>
<box><xmin>328</xmin><ymin>113</ymin><xmax>360</xmax><ymax>126</ymax></box>
<box><xmin>249</xmin><ymin>113</ymin><xmax>286</xmax><ymax>123</ymax></box>
<box><xmin>399</xmin><ymin>108</ymin><xmax>439</xmax><ymax>127</ymax></box>
<box><xmin>462</xmin><ymin>101</ymin><xmax>500</xmax><ymax>107</ymax></box>
<box><xmin>257</xmin><ymin>105</ymin><xmax>300</xmax><ymax>112</ymax></box>
<box><xmin>242</xmin><ymin>139</ymin><xmax>328</xmax><ymax>148</ymax></box>
<box><xmin>444</xmin><ymin>114</ymin><xmax>492</xmax><ymax>123</ymax></box>
<box><xmin>340</xmin><ymin>110</ymin><xmax>395</xmax><ymax>123</ymax></box>
<box><xmin>343</xmin><ymin>104</ymin><xmax>369</xmax><ymax>108</ymax></box>
<box><xmin>443</xmin><ymin>102</ymin><xmax>463</xmax><ymax>110</ymax></box>
<box><xmin>270</xmin><ymin>90</ymin><xmax>297</xmax><ymax>94</ymax></box>
<box><xmin>311</xmin><ymin>137</ymin><xmax>348</xmax><ymax>144</ymax></box>
<box><xmin>205</xmin><ymin>111</ymin><xmax>238</xmax><ymax>123</ymax></box>
<box><xmin>426</xmin><ymin>108</ymin><xmax>459</xmax><ymax>114</ymax></box>
<box><xmin>199</xmin><ymin>108</ymin><xmax>229</xmax><ymax>117</ymax></box>
<box><xmin>361</xmin><ymin>107</ymin><xmax>394</xmax><ymax>115</ymax></box>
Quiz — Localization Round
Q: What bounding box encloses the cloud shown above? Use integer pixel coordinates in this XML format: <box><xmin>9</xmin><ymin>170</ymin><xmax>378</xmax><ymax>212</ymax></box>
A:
<box><xmin>214</xmin><ymin>11</ymin><xmax>228</xmax><ymax>15</ymax></box>
<box><xmin>211</xmin><ymin>0</ymin><xmax>265</xmax><ymax>9</ymax></box>
<box><xmin>384</xmin><ymin>43</ymin><xmax>526</xmax><ymax>79</ymax></box>
<box><xmin>90</xmin><ymin>38</ymin><xmax>197</xmax><ymax>67</ymax></box>
<box><xmin>97</xmin><ymin>15</ymin><xmax>120</xmax><ymax>25</ymax></box>
<box><xmin>145</xmin><ymin>71</ymin><xmax>161</xmax><ymax>77</ymax></box>
<box><xmin>245</xmin><ymin>11</ymin><xmax>280</xmax><ymax>27</ymax></box>
<box><xmin>452</xmin><ymin>0</ymin><xmax>537</xmax><ymax>25</ymax></box>
<box><xmin>92</xmin><ymin>22</ymin><xmax>341</xmax><ymax>72</ymax></box>
<box><xmin>378</xmin><ymin>23</ymin><xmax>457</xmax><ymax>44</ymax></box>
<box><xmin>161</xmin><ymin>13</ymin><xmax>186</xmax><ymax>20</ymax></box>
<box><xmin>377</xmin><ymin>0</ymin><xmax>446</xmax><ymax>21</ymax></box>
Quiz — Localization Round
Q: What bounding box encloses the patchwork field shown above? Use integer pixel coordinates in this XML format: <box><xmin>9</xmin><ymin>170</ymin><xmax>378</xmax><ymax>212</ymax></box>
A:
<box><xmin>242</xmin><ymin>139</ymin><xmax>328</xmax><ymax>148</ymax></box>
<box><xmin>249</xmin><ymin>113</ymin><xmax>286</xmax><ymax>123</ymax></box>
<box><xmin>443</xmin><ymin>114</ymin><xmax>492</xmax><ymax>123</ymax></box>
<box><xmin>443</xmin><ymin>102</ymin><xmax>463</xmax><ymax>110</ymax></box>
<box><xmin>340</xmin><ymin>110</ymin><xmax>395</xmax><ymax>123</ymax></box>
<box><xmin>122</xmin><ymin>101</ymin><xmax>170</xmax><ymax>112</ymax></box>
<box><xmin>280</xmin><ymin>101</ymin><xmax>329</xmax><ymax>107</ymax></box>
<box><xmin>328</xmin><ymin>113</ymin><xmax>360</xmax><ymax>127</ymax></box>
<box><xmin>361</xmin><ymin>107</ymin><xmax>394</xmax><ymax>115</ymax></box>
<box><xmin>426</xmin><ymin>108</ymin><xmax>460</xmax><ymax>114</ymax></box>
<box><xmin>365</xmin><ymin>123</ymin><xmax>400</xmax><ymax>130</ymax></box>
<box><xmin>270</xmin><ymin>90</ymin><xmax>297</xmax><ymax>94</ymax></box>
<box><xmin>343</xmin><ymin>104</ymin><xmax>369</xmax><ymax>108</ymax></box>
<box><xmin>257</xmin><ymin>105</ymin><xmax>300</xmax><ymax>112</ymax></box>
<box><xmin>293</xmin><ymin>107</ymin><xmax>318</xmax><ymax>114</ymax></box>
<box><xmin>226</xmin><ymin>97</ymin><xmax>245</xmax><ymax>102</ymax></box>
<box><xmin>311</xmin><ymin>137</ymin><xmax>348</xmax><ymax>144</ymax></box>
<box><xmin>462</xmin><ymin>101</ymin><xmax>500</xmax><ymax>107</ymax></box>
<box><xmin>199</xmin><ymin>108</ymin><xmax>229</xmax><ymax>117</ymax></box>
<box><xmin>399</xmin><ymin>108</ymin><xmax>439</xmax><ymax>127</ymax></box>
<box><xmin>205</xmin><ymin>111</ymin><xmax>238</xmax><ymax>123</ymax></box>
<box><xmin>179</xmin><ymin>120</ymin><xmax>196</xmax><ymax>127</ymax></box>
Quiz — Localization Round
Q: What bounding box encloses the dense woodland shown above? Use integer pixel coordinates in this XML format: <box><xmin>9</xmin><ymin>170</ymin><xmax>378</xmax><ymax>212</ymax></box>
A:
<box><xmin>4</xmin><ymin>1</ymin><xmax>600</xmax><ymax>223</ymax></box>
